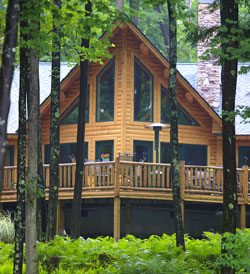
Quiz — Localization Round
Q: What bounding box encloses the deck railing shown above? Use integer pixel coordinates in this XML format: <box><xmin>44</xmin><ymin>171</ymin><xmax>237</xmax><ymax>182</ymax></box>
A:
<box><xmin>119</xmin><ymin>161</ymin><xmax>171</xmax><ymax>191</ymax></box>
<box><xmin>2</xmin><ymin>160</ymin><xmax>249</xmax><ymax>200</ymax></box>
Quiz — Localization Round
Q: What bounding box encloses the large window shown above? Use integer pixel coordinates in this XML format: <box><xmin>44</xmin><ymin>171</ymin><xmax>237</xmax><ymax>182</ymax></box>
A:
<box><xmin>96</xmin><ymin>59</ymin><xmax>115</xmax><ymax>122</ymax></box>
<box><xmin>61</xmin><ymin>88</ymin><xmax>89</xmax><ymax>124</ymax></box>
<box><xmin>4</xmin><ymin>145</ymin><xmax>14</xmax><ymax>166</ymax></box>
<box><xmin>238</xmin><ymin>146</ymin><xmax>250</xmax><ymax>167</ymax></box>
<box><xmin>95</xmin><ymin>140</ymin><xmax>114</xmax><ymax>161</ymax></box>
<box><xmin>134</xmin><ymin>141</ymin><xmax>153</xmax><ymax>162</ymax></box>
<box><xmin>134</xmin><ymin>58</ymin><xmax>153</xmax><ymax>122</ymax></box>
<box><xmin>161</xmin><ymin>87</ymin><xmax>198</xmax><ymax>126</ymax></box>
<box><xmin>44</xmin><ymin>143</ymin><xmax>88</xmax><ymax>164</ymax></box>
<box><xmin>161</xmin><ymin>143</ymin><xmax>207</xmax><ymax>165</ymax></box>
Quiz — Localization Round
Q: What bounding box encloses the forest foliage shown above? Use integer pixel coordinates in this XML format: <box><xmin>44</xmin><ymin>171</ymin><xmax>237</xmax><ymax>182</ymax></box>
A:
<box><xmin>1</xmin><ymin>231</ymin><xmax>250</xmax><ymax>273</ymax></box>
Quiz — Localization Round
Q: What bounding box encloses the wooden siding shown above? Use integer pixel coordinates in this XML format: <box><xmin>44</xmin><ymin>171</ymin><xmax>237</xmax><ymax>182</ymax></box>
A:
<box><xmin>7</xmin><ymin>24</ymin><xmax>250</xmax><ymax>167</ymax></box>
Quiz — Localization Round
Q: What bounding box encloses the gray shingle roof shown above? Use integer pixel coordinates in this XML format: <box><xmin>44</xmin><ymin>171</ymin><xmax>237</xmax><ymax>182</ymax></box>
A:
<box><xmin>177</xmin><ymin>63</ymin><xmax>250</xmax><ymax>135</ymax></box>
<box><xmin>7</xmin><ymin>62</ymin><xmax>250</xmax><ymax>135</ymax></box>
<box><xmin>8</xmin><ymin>62</ymin><xmax>73</xmax><ymax>133</ymax></box>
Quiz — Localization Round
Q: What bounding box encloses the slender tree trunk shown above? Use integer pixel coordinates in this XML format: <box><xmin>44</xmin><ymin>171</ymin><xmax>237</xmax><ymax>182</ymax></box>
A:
<box><xmin>168</xmin><ymin>0</ymin><xmax>185</xmax><ymax>250</ymax></box>
<box><xmin>25</xmin><ymin>1</ymin><xmax>40</xmax><ymax>269</ymax></box>
<box><xmin>71</xmin><ymin>1</ymin><xmax>91</xmax><ymax>239</ymax></box>
<box><xmin>26</xmin><ymin>47</ymin><xmax>39</xmax><ymax>274</ymax></box>
<box><xmin>221</xmin><ymin>2</ymin><xmax>239</xmax><ymax>273</ymax></box>
<box><xmin>37</xmin><ymin>112</ymin><xmax>47</xmax><ymax>240</ymax></box>
<box><xmin>221</xmin><ymin>0</ymin><xmax>238</xmax><ymax>235</ymax></box>
<box><xmin>46</xmin><ymin>0</ymin><xmax>62</xmax><ymax>241</ymax></box>
<box><xmin>13</xmin><ymin>1</ymin><xmax>27</xmax><ymax>271</ymax></box>
<box><xmin>129</xmin><ymin>0</ymin><xmax>139</xmax><ymax>26</ymax></box>
<box><xmin>0</xmin><ymin>0</ymin><xmax>19</xmax><ymax>190</ymax></box>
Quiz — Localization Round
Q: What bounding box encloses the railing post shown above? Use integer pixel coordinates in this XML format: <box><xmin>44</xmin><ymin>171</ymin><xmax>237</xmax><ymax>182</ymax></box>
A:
<box><xmin>240</xmin><ymin>165</ymin><xmax>249</xmax><ymax>230</ymax></box>
<box><xmin>180</xmin><ymin>161</ymin><xmax>185</xmax><ymax>223</ymax></box>
<box><xmin>114</xmin><ymin>157</ymin><xmax>121</xmax><ymax>241</ymax></box>
<box><xmin>56</xmin><ymin>201</ymin><xmax>65</xmax><ymax>235</ymax></box>
<box><xmin>180</xmin><ymin>161</ymin><xmax>185</xmax><ymax>200</ymax></box>
<box><xmin>243</xmin><ymin>165</ymin><xmax>249</xmax><ymax>204</ymax></box>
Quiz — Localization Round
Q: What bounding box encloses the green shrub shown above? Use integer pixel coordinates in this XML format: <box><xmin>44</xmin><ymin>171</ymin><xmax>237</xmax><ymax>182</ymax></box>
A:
<box><xmin>0</xmin><ymin>213</ymin><xmax>14</xmax><ymax>244</ymax></box>
<box><xmin>2</xmin><ymin>230</ymin><xmax>250</xmax><ymax>273</ymax></box>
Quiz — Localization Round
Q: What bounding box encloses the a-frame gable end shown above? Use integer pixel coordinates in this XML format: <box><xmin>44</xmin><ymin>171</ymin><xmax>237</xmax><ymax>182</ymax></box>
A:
<box><xmin>161</xmin><ymin>87</ymin><xmax>199</xmax><ymax>126</ymax></box>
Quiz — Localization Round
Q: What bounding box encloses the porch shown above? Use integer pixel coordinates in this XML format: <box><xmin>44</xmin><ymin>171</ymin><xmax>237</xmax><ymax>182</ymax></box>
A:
<box><xmin>1</xmin><ymin>159</ymin><xmax>250</xmax><ymax>239</ymax></box>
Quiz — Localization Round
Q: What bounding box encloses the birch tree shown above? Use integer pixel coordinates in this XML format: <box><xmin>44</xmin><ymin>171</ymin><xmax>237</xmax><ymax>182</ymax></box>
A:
<box><xmin>46</xmin><ymin>0</ymin><xmax>62</xmax><ymax>241</ymax></box>
<box><xmin>167</xmin><ymin>0</ymin><xmax>185</xmax><ymax>250</ymax></box>
<box><xmin>0</xmin><ymin>0</ymin><xmax>19</xmax><ymax>190</ymax></box>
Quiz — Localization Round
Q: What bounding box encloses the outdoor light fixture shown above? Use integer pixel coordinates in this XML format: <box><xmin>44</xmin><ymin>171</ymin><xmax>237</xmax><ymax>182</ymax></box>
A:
<box><xmin>145</xmin><ymin>123</ymin><xmax>169</xmax><ymax>163</ymax></box>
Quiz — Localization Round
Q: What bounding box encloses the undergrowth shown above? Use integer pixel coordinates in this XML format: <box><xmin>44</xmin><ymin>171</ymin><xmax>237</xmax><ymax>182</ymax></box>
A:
<box><xmin>1</xmin><ymin>230</ymin><xmax>250</xmax><ymax>273</ymax></box>
<box><xmin>0</xmin><ymin>213</ymin><xmax>14</xmax><ymax>244</ymax></box>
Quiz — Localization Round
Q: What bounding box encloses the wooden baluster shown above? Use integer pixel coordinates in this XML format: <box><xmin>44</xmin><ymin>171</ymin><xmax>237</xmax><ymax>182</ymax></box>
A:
<box><xmin>129</xmin><ymin>164</ymin><xmax>132</xmax><ymax>187</ymax></box>
<box><xmin>192</xmin><ymin>168</ymin><xmax>198</xmax><ymax>189</ymax></box>
<box><xmin>47</xmin><ymin>167</ymin><xmax>50</xmax><ymax>188</ymax></box>
<box><xmin>152</xmin><ymin>165</ymin><xmax>156</xmax><ymax>187</ymax></box>
<box><xmin>139</xmin><ymin>165</ymin><xmax>143</xmax><ymax>187</ymax></box>
<box><xmin>72</xmin><ymin>164</ymin><xmax>75</xmax><ymax>187</ymax></box>
<box><xmin>212</xmin><ymin>169</ymin><xmax>216</xmax><ymax>191</ymax></box>
<box><xmin>167</xmin><ymin>166</ymin><xmax>170</xmax><ymax>188</ymax></box>
<box><xmin>111</xmin><ymin>164</ymin><xmax>115</xmax><ymax>186</ymax></box>
<box><xmin>125</xmin><ymin>164</ymin><xmax>128</xmax><ymax>187</ymax></box>
<box><xmin>143</xmin><ymin>165</ymin><xmax>146</xmax><ymax>188</ymax></box>
<box><xmin>135</xmin><ymin>165</ymin><xmax>138</xmax><ymax>187</ymax></box>
<box><xmin>157</xmin><ymin>166</ymin><xmax>161</xmax><ymax>188</ymax></box>
<box><xmin>185</xmin><ymin>168</ymin><xmax>188</xmax><ymax>190</ymax></box>
<box><xmin>148</xmin><ymin>166</ymin><xmax>151</xmax><ymax>188</ymax></box>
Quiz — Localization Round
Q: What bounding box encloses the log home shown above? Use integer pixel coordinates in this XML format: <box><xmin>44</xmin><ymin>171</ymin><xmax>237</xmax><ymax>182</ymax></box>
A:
<box><xmin>1</xmin><ymin>17</ymin><xmax>250</xmax><ymax>238</ymax></box>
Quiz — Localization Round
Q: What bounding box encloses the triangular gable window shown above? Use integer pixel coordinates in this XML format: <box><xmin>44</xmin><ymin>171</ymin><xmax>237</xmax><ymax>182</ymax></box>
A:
<box><xmin>161</xmin><ymin>87</ymin><xmax>198</xmax><ymax>126</ymax></box>
<box><xmin>61</xmin><ymin>87</ymin><xmax>89</xmax><ymax>124</ymax></box>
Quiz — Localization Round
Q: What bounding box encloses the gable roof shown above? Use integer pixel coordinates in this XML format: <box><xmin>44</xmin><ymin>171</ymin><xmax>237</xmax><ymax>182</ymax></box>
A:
<box><xmin>177</xmin><ymin>63</ymin><xmax>250</xmax><ymax>135</ymax></box>
<box><xmin>7</xmin><ymin>22</ymin><xmax>249</xmax><ymax>135</ymax></box>
<box><xmin>8</xmin><ymin>62</ymin><xmax>74</xmax><ymax>133</ymax></box>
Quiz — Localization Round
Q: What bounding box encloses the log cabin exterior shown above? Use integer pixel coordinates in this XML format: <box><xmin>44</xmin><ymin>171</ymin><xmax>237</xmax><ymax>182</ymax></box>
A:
<box><xmin>1</xmin><ymin>22</ymin><xmax>250</xmax><ymax>238</ymax></box>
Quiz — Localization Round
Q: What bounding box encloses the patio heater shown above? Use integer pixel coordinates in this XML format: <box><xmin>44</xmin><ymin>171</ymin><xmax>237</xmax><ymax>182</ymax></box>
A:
<box><xmin>145</xmin><ymin>123</ymin><xmax>168</xmax><ymax>163</ymax></box>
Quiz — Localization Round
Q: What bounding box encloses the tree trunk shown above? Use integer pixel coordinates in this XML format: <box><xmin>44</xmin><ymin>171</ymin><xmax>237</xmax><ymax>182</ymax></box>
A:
<box><xmin>25</xmin><ymin>2</ymin><xmax>40</xmax><ymax>269</ymax></box>
<box><xmin>46</xmin><ymin>0</ymin><xmax>62</xmax><ymax>241</ymax></box>
<box><xmin>37</xmin><ymin>93</ymin><xmax>47</xmax><ymax>240</ymax></box>
<box><xmin>221</xmin><ymin>0</ymin><xmax>238</xmax><ymax>235</ymax></box>
<box><xmin>13</xmin><ymin>1</ymin><xmax>27</xmax><ymax>271</ymax></box>
<box><xmin>221</xmin><ymin>1</ymin><xmax>239</xmax><ymax>273</ymax></box>
<box><xmin>129</xmin><ymin>0</ymin><xmax>139</xmax><ymax>26</ymax></box>
<box><xmin>0</xmin><ymin>0</ymin><xmax>19</xmax><ymax>190</ymax></box>
<box><xmin>26</xmin><ymin>47</ymin><xmax>39</xmax><ymax>274</ymax></box>
<box><xmin>71</xmin><ymin>1</ymin><xmax>91</xmax><ymax>239</ymax></box>
<box><xmin>168</xmin><ymin>0</ymin><xmax>185</xmax><ymax>250</ymax></box>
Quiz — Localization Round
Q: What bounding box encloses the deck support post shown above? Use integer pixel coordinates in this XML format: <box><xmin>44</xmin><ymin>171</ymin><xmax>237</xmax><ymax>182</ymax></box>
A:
<box><xmin>180</xmin><ymin>161</ymin><xmax>185</xmax><ymax>225</ymax></box>
<box><xmin>56</xmin><ymin>201</ymin><xmax>64</xmax><ymax>235</ymax></box>
<box><xmin>240</xmin><ymin>204</ymin><xmax>246</xmax><ymax>230</ymax></box>
<box><xmin>241</xmin><ymin>165</ymin><xmax>249</xmax><ymax>230</ymax></box>
<box><xmin>114</xmin><ymin>157</ymin><xmax>121</xmax><ymax>241</ymax></box>
<box><xmin>125</xmin><ymin>199</ymin><xmax>131</xmax><ymax>235</ymax></box>
<box><xmin>114</xmin><ymin>197</ymin><xmax>121</xmax><ymax>241</ymax></box>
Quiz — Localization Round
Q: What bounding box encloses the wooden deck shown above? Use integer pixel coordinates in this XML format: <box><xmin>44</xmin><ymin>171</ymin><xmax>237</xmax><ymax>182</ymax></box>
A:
<box><xmin>1</xmin><ymin>160</ymin><xmax>250</xmax><ymax>205</ymax></box>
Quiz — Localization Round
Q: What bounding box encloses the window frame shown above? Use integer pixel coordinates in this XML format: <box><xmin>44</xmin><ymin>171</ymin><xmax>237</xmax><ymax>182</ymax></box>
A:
<box><xmin>134</xmin><ymin>58</ymin><xmax>154</xmax><ymax>122</ymax></box>
<box><xmin>60</xmin><ymin>86</ymin><xmax>90</xmax><ymax>125</ymax></box>
<box><xmin>96</xmin><ymin>58</ymin><xmax>115</xmax><ymax>122</ymax></box>
<box><xmin>133</xmin><ymin>140</ymin><xmax>153</xmax><ymax>162</ymax></box>
<box><xmin>95</xmin><ymin>140</ymin><xmax>114</xmax><ymax>161</ymax></box>
<box><xmin>160</xmin><ymin>142</ymin><xmax>208</xmax><ymax>165</ymax></box>
<box><xmin>44</xmin><ymin>142</ymin><xmax>88</xmax><ymax>164</ymax></box>
<box><xmin>4</xmin><ymin>145</ymin><xmax>14</xmax><ymax>166</ymax></box>
<box><xmin>238</xmin><ymin>146</ymin><xmax>250</xmax><ymax>167</ymax></box>
<box><xmin>161</xmin><ymin>86</ymin><xmax>199</xmax><ymax>126</ymax></box>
